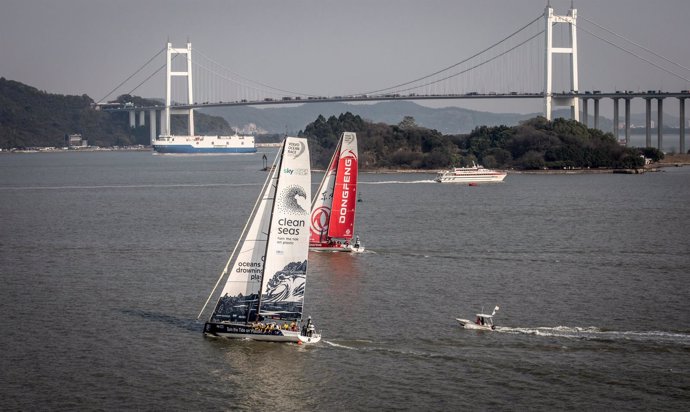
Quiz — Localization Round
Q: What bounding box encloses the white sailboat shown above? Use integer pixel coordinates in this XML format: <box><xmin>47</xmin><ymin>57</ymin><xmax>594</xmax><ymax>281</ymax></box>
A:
<box><xmin>309</xmin><ymin>132</ymin><xmax>364</xmax><ymax>253</ymax></box>
<box><xmin>199</xmin><ymin>136</ymin><xmax>321</xmax><ymax>344</ymax></box>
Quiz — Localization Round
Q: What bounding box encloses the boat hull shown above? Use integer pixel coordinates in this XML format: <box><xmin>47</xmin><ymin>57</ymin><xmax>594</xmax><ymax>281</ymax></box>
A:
<box><xmin>153</xmin><ymin>135</ymin><xmax>256</xmax><ymax>154</ymax></box>
<box><xmin>456</xmin><ymin>318</ymin><xmax>495</xmax><ymax>331</ymax></box>
<box><xmin>309</xmin><ymin>242</ymin><xmax>364</xmax><ymax>253</ymax></box>
<box><xmin>435</xmin><ymin>164</ymin><xmax>507</xmax><ymax>183</ymax></box>
<box><xmin>435</xmin><ymin>174</ymin><xmax>506</xmax><ymax>183</ymax></box>
<box><xmin>203</xmin><ymin>322</ymin><xmax>321</xmax><ymax>343</ymax></box>
<box><xmin>153</xmin><ymin>145</ymin><xmax>257</xmax><ymax>154</ymax></box>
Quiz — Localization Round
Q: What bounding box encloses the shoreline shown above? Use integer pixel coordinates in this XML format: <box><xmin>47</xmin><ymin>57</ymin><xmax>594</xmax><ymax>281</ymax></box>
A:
<box><xmin>5</xmin><ymin>148</ymin><xmax>688</xmax><ymax>174</ymax></box>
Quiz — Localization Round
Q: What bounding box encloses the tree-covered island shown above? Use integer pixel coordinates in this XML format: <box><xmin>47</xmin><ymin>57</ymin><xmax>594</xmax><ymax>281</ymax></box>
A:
<box><xmin>301</xmin><ymin>112</ymin><xmax>664</xmax><ymax>170</ymax></box>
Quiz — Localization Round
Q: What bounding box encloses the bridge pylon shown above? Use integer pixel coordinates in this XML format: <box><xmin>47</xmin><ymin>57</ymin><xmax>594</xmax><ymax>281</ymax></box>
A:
<box><xmin>164</xmin><ymin>42</ymin><xmax>194</xmax><ymax>136</ymax></box>
<box><xmin>544</xmin><ymin>4</ymin><xmax>579</xmax><ymax>121</ymax></box>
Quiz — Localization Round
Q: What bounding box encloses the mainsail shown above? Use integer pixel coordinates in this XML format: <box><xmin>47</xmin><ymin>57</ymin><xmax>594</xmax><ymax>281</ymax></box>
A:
<box><xmin>208</xmin><ymin>137</ymin><xmax>311</xmax><ymax>324</ymax></box>
<box><xmin>309</xmin><ymin>132</ymin><xmax>358</xmax><ymax>243</ymax></box>
<box><xmin>309</xmin><ymin>138</ymin><xmax>341</xmax><ymax>244</ymax></box>
<box><xmin>328</xmin><ymin>132</ymin><xmax>358</xmax><ymax>239</ymax></box>
<box><xmin>258</xmin><ymin>138</ymin><xmax>311</xmax><ymax>321</ymax></box>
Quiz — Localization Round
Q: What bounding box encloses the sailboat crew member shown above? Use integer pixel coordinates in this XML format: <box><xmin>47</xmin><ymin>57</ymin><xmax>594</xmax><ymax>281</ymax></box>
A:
<box><xmin>306</xmin><ymin>318</ymin><xmax>315</xmax><ymax>337</ymax></box>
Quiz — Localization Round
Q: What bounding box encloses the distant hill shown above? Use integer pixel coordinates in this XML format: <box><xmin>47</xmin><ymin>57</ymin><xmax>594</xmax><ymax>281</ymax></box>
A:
<box><xmin>201</xmin><ymin>100</ymin><xmax>681</xmax><ymax>136</ymax></box>
<box><xmin>200</xmin><ymin>101</ymin><xmax>537</xmax><ymax>135</ymax></box>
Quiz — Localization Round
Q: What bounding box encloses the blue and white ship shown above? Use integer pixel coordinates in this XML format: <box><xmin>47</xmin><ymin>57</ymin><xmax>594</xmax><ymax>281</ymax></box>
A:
<box><xmin>151</xmin><ymin>43</ymin><xmax>258</xmax><ymax>155</ymax></box>
<box><xmin>153</xmin><ymin>134</ymin><xmax>256</xmax><ymax>154</ymax></box>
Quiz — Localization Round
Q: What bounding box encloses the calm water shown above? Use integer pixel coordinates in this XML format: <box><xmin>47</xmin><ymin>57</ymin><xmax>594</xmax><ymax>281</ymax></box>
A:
<box><xmin>1</xmin><ymin>151</ymin><xmax>689</xmax><ymax>411</ymax></box>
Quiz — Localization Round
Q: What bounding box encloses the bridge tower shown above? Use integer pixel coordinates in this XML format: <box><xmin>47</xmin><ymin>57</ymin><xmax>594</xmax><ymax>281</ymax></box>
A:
<box><xmin>163</xmin><ymin>42</ymin><xmax>194</xmax><ymax>136</ymax></box>
<box><xmin>544</xmin><ymin>3</ymin><xmax>579</xmax><ymax>121</ymax></box>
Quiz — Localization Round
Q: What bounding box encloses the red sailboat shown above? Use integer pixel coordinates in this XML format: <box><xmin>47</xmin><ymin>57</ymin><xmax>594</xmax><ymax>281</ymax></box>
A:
<box><xmin>309</xmin><ymin>132</ymin><xmax>364</xmax><ymax>253</ymax></box>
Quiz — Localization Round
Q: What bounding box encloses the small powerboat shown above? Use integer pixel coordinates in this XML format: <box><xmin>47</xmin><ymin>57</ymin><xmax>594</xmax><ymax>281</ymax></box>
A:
<box><xmin>456</xmin><ymin>306</ymin><xmax>499</xmax><ymax>331</ymax></box>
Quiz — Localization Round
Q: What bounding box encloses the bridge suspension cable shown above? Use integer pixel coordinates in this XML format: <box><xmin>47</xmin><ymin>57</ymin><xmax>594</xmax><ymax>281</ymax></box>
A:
<box><xmin>96</xmin><ymin>46</ymin><xmax>166</xmax><ymax>103</ymax></box>
<box><xmin>577</xmin><ymin>20</ymin><xmax>690</xmax><ymax>83</ymax></box>
<box><xmin>124</xmin><ymin>61</ymin><xmax>168</xmax><ymax>98</ymax></box>
<box><xmin>194</xmin><ymin>49</ymin><xmax>310</xmax><ymax>96</ymax></box>
<box><xmin>357</xmin><ymin>14</ymin><xmax>543</xmax><ymax>96</ymax></box>
<box><xmin>192</xmin><ymin>48</ymin><xmax>316</xmax><ymax>100</ymax></box>
<box><xmin>581</xmin><ymin>16</ymin><xmax>690</xmax><ymax>75</ymax></box>
<box><xmin>382</xmin><ymin>30</ymin><xmax>545</xmax><ymax>96</ymax></box>
<box><xmin>180</xmin><ymin>13</ymin><xmax>546</xmax><ymax>103</ymax></box>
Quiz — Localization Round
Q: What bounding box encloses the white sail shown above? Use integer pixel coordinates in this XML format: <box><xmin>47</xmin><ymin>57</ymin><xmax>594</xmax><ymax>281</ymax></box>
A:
<box><xmin>208</xmin><ymin>147</ymin><xmax>281</xmax><ymax>323</ymax></box>
<box><xmin>309</xmin><ymin>138</ymin><xmax>341</xmax><ymax>244</ymax></box>
<box><xmin>203</xmin><ymin>137</ymin><xmax>320</xmax><ymax>343</ymax></box>
<box><xmin>258</xmin><ymin>137</ymin><xmax>312</xmax><ymax>321</ymax></box>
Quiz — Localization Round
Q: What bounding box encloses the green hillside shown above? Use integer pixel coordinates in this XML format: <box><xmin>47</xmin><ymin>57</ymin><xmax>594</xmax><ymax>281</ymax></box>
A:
<box><xmin>0</xmin><ymin>78</ymin><xmax>234</xmax><ymax>149</ymax></box>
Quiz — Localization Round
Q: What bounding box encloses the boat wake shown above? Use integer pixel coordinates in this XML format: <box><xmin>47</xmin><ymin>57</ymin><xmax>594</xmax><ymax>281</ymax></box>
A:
<box><xmin>324</xmin><ymin>340</ymin><xmax>358</xmax><ymax>350</ymax></box>
<box><xmin>0</xmin><ymin>183</ymin><xmax>259</xmax><ymax>191</ymax></box>
<box><xmin>496</xmin><ymin>325</ymin><xmax>690</xmax><ymax>345</ymax></box>
<box><xmin>361</xmin><ymin>179</ymin><xmax>436</xmax><ymax>185</ymax></box>
<box><xmin>152</xmin><ymin>152</ymin><xmax>252</xmax><ymax>156</ymax></box>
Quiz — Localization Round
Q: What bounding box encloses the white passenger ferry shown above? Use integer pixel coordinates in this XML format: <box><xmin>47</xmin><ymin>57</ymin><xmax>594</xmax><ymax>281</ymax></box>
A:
<box><xmin>435</xmin><ymin>162</ymin><xmax>507</xmax><ymax>183</ymax></box>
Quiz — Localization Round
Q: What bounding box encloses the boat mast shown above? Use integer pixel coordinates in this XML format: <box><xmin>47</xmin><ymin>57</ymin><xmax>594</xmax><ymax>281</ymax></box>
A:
<box><xmin>197</xmin><ymin>150</ymin><xmax>278</xmax><ymax>321</ymax></box>
<box><xmin>312</xmin><ymin>137</ymin><xmax>342</xmax><ymax>243</ymax></box>
<box><xmin>254</xmin><ymin>138</ymin><xmax>288</xmax><ymax>321</ymax></box>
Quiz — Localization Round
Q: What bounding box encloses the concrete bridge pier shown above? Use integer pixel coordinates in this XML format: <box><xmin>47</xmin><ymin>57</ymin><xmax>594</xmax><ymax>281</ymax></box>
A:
<box><xmin>138</xmin><ymin>110</ymin><xmax>146</xmax><ymax>127</ymax></box>
<box><xmin>612</xmin><ymin>98</ymin><xmax>619</xmax><ymax>140</ymax></box>
<box><xmin>657</xmin><ymin>98</ymin><xmax>664</xmax><ymax>150</ymax></box>
<box><xmin>624</xmin><ymin>98</ymin><xmax>631</xmax><ymax>146</ymax></box>
<box><xmin>645</xmin><ymin>98</ymin><xmax>652</xmax><ymax>147</ymax></box>
<box><xmin>593</xmin><ymin>98</ymin><xmax>600</xmax><ymax>130</ymax></box>
<box><xmin>582</xmin><ymin>98</ymin><xmax>588</xmax><ymax>127</ymax></box>
<box><xmin>129</xmin><ymin>111</ymin><xmax>135</xmax><ymax>128</ymax></box>
<box><xmin>149</xmin><ymin>110</ymin><xmax>157</xmax><ymax>145</ymax></box>
<box><xmin>159</xmin><ymin>110</ymin><xmax>168</xmax><ymax>136</ymax></box>
<box><xmin>679</xmin><ymin>98</ymin><xmax>686</xmax><ymax>154</ymax></box>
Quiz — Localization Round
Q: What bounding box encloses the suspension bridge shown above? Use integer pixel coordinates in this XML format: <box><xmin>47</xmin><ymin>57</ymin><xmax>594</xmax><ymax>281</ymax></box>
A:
<box><xmin>101</xmin><ymin>4</ymin><xmax>690</xmax><ymax>153</ymax></box>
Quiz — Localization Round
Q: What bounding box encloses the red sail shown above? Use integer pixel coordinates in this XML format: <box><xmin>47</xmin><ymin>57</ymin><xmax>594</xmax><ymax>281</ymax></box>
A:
<box><xmin>328</xmin><ymin>145</ymin><xmax>358</xmax><ymax>240</ymax></box>
<box><xmin>309</xmin><ymin>140</ymin><xmax>341</xmax><ymax>244</ymax></box>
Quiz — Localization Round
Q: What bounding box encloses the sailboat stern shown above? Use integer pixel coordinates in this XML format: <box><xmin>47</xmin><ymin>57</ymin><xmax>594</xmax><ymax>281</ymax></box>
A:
<box><xmin>297</xmin><ymin>332</ymin><xmax>321</xmax><ymax>344</ymax></box>
<box><xmin>204</xmin><ymin>321</ymin><xmax>311</xmax><ymax>343</ymax></box>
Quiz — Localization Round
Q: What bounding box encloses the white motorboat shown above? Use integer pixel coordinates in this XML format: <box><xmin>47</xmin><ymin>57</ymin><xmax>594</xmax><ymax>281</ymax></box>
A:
<box><xmin>456</xmin><ymin>306</ymin><xmax>499</xmax><ymax>331</ymax></box>
<box><xmin>435</xmin><ymin>163</ymin><xmax>506</xmax><ymax>183</ymax></box>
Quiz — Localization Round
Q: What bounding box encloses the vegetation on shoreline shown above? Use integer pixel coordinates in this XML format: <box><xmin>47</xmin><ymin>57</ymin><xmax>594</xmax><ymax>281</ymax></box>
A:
<box><xmin>300</xmin><ymin>112</ymin><xmax>664</xmax><ymax>170</ymax></box>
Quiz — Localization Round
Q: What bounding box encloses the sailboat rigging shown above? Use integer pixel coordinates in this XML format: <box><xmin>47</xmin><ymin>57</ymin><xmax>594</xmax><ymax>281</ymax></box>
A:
<box><xmin>309</xmin><ymin>132</ymin><xmax>364</xmax><ymax>253</ymax></box>
<box><xmin>199</xmin><ymin>137</ymin><xmax>321</xmax><ymax>343</ymax></box>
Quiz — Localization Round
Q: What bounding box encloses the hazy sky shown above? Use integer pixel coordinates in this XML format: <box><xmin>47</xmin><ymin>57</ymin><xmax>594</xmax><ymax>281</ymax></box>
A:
<box><xmin>2</xmin><ymin>0</ymin><xmax>689</xmax><ymax>115</ymax></box>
